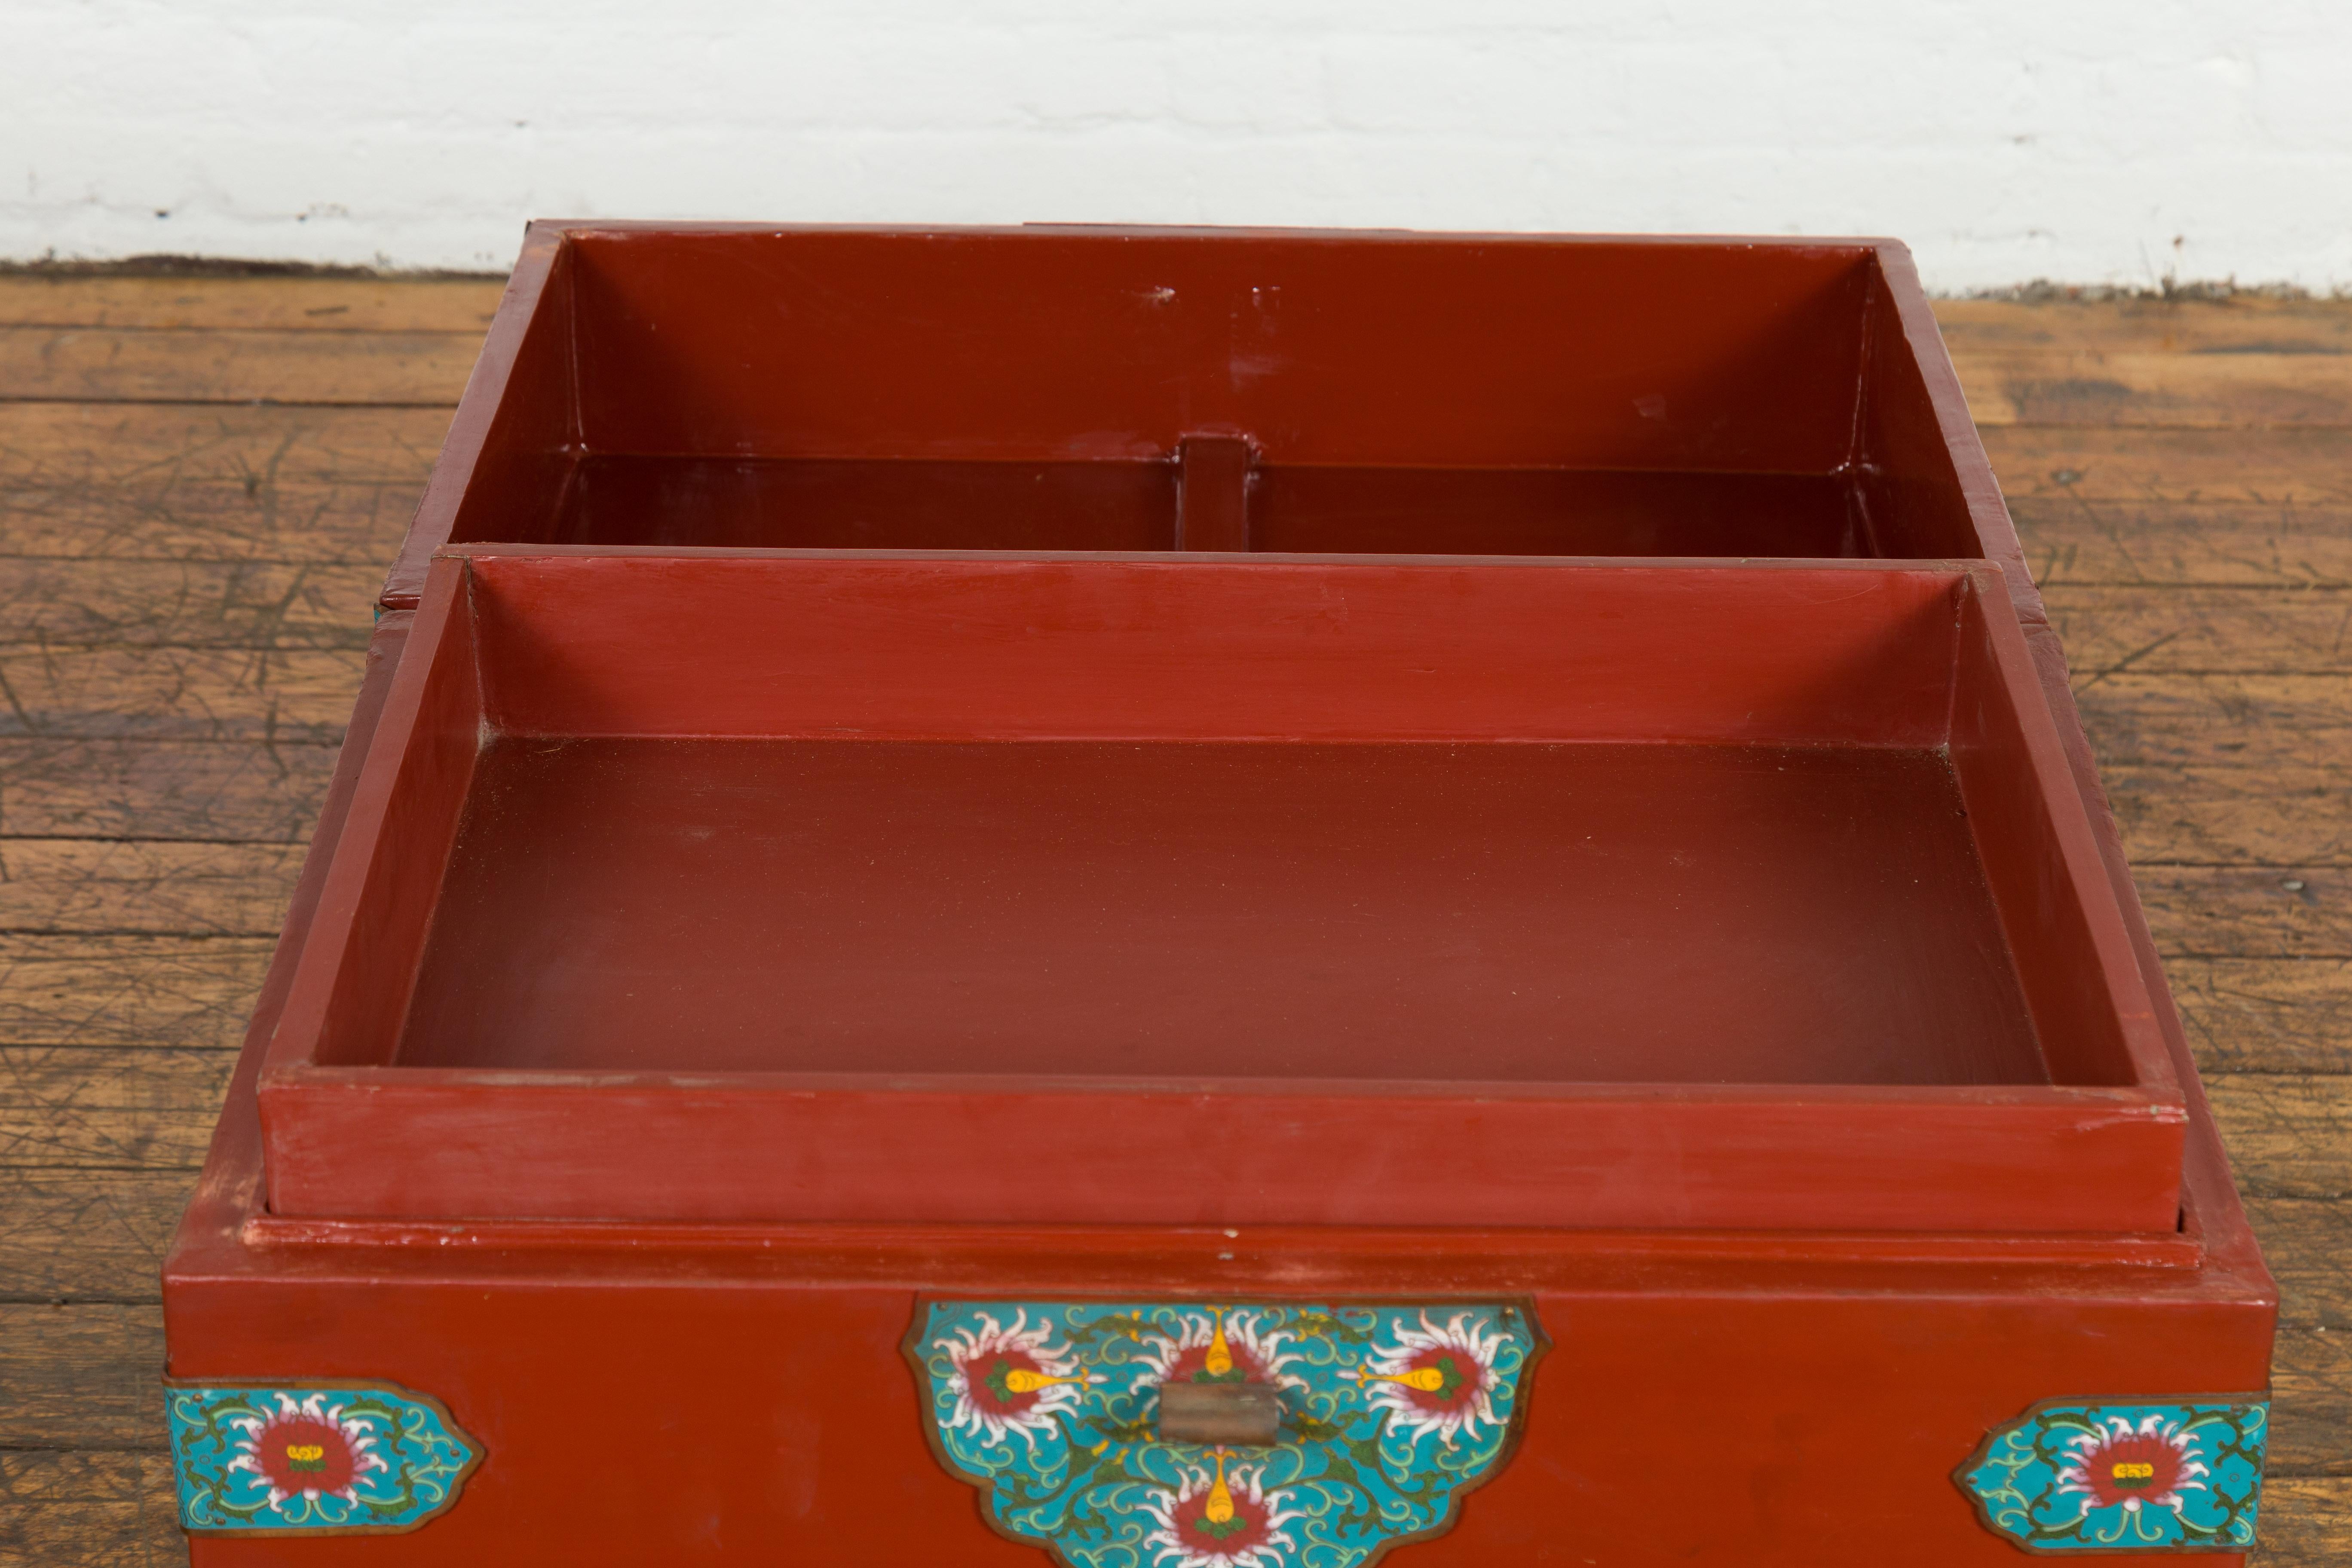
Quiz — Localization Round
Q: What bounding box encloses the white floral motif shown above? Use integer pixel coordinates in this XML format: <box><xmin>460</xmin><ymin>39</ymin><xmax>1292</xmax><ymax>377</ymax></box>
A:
<box><xmin>221</xmin><ymin>1393</ymin><xmax>388</xmax><ymax>1511</ymax></box>
<box><xmin>1142</xmin><ymin>1461</ymin><xmax>1304</xmax><ymax>1568</ymax></box>
<box><xmin>2055</xmin><ymin>1414</ymin><xmax>2213</xmax><ymax>1519</ymax></box>
<box><xmin>1359</xmin><ymin>1310</ymin><xmax>1505</xmax><ymax>1445</ymax></box>
<box><xmin>939</xmin><ymin>1308</ymin><xmax>1101</xmax><ymax>1448</ymax></box>
<box><xmin>1139</xmin><ymin>1310</ymin><xmax>1308</xmax><ymax>1392</ymax></box>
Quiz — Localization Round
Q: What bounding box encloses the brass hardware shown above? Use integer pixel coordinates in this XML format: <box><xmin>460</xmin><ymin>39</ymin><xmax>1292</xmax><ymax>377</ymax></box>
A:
<box><xmin>1157</xmin><ymin>1382</ymin><xmax>1283</xmax><ymax>1446</ymax></box>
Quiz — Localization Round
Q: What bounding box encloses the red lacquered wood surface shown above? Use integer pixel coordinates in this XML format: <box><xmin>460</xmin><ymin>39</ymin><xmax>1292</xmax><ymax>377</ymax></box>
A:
<box><xmin>166</xmin><ymin>1266</ymin><xmax>2269</xmax><ymax>1568</ymax></box>
<box><xmin>384</xmin><ymin>226</ymin><xmax>1984</xmax><ymax>606</ymax></box>
<box><xmin>560</xmin><ymin>455</ymin><xmax>1182</xmax><ymax>552</ymax></box>
<box><xmin>551</xmin><ymin>459</ymin><xmax>1867</xmax><ymax>557</ymax></box>
<box><xmin>556</xmin><ymin>227</ymin><xmax>1875</xmax><ymax>468</ymax></box>
<box><xmin>252</xmin><ymin>554</ymin><xmax>2184</xmax><ymax>1231</ymax></box>
<box><xmin>458</xmin><ymin>549</ymin><xmax>1967</xmax><ymax>745</ymax></box>
<box><xmin>170</xmin><ymin>657</ymin><xmax>2269</xmax><ymax>1556</ymax></box>
<box><xmin>393</xmin><ymin>738</ymin><xmax>2039</xmax><ymax>1084</ymax></box>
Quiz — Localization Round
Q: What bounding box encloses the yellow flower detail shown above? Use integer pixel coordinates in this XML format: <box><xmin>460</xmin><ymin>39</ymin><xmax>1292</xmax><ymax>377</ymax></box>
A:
<box><xmin>1001</xmin><ymin>1368</ymin><xmax>1088</xmax><ymax>1395</ymax></box>
<box><xmin>1354</xmin><ymin>1365</ymin><xmax>1447</xmax><ymax>1393</ymax></box>
<box><xmin>1204</xmin><ymin>1447</ymin><xmax>1235</xmax><ymax>1524</ymax></box>
<box><xmin>1204</xmin><ymin>1310</ymin><xmax>1234</xmax><ymax>1378</ymax></box>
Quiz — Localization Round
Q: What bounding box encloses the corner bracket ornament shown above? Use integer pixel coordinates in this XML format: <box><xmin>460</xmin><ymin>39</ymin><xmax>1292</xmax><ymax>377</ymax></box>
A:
<box><xmin>165</xmin><ymin>1380</ymin><xmax>483</xmax><ymax>1535</ymax></box>
<box><xmin>907</xmin><ymin>1300</ymin><xmax>1544</xmax><ymax>1568</ymax></box>
<box><xmin>1957</xmin><ymin>1396</ymin><xmax>2269</xmax><ymax>1553</ymax></box>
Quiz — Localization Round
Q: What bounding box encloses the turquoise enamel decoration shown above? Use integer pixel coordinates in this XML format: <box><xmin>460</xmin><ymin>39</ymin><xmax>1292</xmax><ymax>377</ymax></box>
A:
<box><xmin>1957</xmin><ymin>1398</ymin><xmax>2268</xmax><ymax>1553</ymax></box>
<box><xmin>166</xmin><ymin>1381</ymin><xmax>482</xmax><ymax>1534</ymax></box>
<box><xmin>909</xmin><ymin>1301</ymin><xmax>1541</xmax><ymax>1568</ymax></box>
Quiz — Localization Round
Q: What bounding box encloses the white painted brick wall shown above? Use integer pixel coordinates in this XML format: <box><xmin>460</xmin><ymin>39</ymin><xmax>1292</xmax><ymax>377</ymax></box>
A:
<box><xmin>5</xmin><ymin>0</ymin><xmax>2348</xmax><ymax>291</ymax></box>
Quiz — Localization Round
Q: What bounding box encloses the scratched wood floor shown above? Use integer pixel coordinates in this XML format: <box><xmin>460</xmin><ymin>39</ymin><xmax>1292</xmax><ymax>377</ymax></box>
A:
<box><xmin>0</xmin><ymin>273</ymin><xmax>2346</xmax><ymax>1563</ymax></box>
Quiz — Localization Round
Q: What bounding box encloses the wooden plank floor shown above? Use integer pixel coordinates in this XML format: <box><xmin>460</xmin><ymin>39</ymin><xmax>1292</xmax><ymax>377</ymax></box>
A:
<box><xmin>0</xmin><ymin>273</ymin><xmax>2346</xmax><ymax>1563</ymax></box>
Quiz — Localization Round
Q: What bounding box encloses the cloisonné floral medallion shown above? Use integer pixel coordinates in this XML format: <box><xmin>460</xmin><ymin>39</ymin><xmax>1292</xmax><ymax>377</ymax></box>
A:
<box><xmin>909</xmin><ymin>1301</ymin><xmax>1542</xmax><ymax>1568</ymax></box>
<box><xmin>166</xmin><ymin>1381</ymin><xmax>483</xmax><ymax>1534</ymax></box>
<box><xmin>1957</xmin><ymin>1397</ymin><xmax>2268</xmax><ymax>1553</ymax></box>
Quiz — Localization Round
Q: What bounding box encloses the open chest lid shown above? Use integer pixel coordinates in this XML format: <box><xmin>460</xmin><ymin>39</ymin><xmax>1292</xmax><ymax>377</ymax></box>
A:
<box><xmin>260</xmin><ymin>549</ymin><xmax>2185</xmax><ymax>1233</ymax></box>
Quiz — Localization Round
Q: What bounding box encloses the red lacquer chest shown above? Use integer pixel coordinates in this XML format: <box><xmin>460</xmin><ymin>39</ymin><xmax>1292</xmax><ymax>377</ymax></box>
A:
<box><xmin>162</xmin><ymin>227</ymin><xmax>2273</xmax><ymax>1566</ymax></box>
